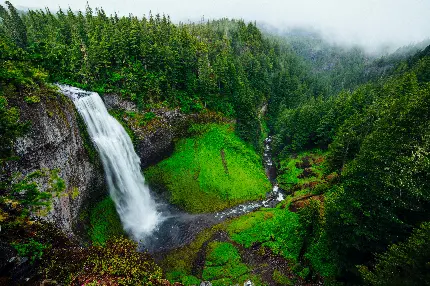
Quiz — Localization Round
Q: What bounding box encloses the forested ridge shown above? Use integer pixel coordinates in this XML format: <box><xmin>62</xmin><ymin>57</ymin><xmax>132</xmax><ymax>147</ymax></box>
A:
<box><xmin>1</xmin><ymin>1</ymin><xmax>430</xmax><ymax>285</ymax></box>
<box><xmin>1</xmin><ymin>2</ymin><xmax>321</xmax><ymax>148</ymax></box>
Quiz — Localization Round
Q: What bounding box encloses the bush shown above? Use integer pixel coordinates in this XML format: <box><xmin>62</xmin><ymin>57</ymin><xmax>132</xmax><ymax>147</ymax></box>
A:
<box><xmin>12</xmin><ymin>238</ymin><xmax>49</xmax><ymax>264</ymax></box>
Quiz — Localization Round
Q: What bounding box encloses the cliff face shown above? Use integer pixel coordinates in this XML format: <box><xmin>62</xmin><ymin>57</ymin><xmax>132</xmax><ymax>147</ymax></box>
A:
<box><xmin>5</xmin><ymin>90</ymin><xmax>224</xmax><ymax>234</ymax></box>
<box><xmin>103</xmin><ymin>94</ymin><xmax>228</xmax><ymax>168</ymax></box>
<box><xmin>6</xmin><ymin>91</ymin><xmax>106</xmax><ymax>234</ymax></box>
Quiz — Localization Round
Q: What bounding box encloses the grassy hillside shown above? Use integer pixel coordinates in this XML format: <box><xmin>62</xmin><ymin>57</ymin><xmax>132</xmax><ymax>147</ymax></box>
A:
<box><xmin>145</xmin><ymin>124</ymin><xmax>271</xmax><ymax>213</ymax></box>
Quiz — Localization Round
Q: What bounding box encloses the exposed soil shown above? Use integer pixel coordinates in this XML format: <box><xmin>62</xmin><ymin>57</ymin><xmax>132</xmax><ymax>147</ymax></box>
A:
<box><xmin>289</xmin><ymin>195</ymin><xmax>324</xmax><ymax>212</ymax></box>
<box><xmin>220</xmin><ymin>148</ymin><xmax>229</xmax><ymax>175</ymax></box>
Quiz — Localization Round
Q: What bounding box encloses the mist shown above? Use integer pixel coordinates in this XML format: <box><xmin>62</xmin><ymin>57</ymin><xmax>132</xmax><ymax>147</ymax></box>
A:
<box><xmin>4</xmin><ymin>0</ymin><xmax>430</xmax><ymax>53</ymax></box>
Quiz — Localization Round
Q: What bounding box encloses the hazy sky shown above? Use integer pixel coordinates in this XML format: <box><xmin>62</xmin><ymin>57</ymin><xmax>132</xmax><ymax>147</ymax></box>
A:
<box><xmin>5</xmin><ymin>0</ymin><xmax>430</xmax><ymax>52</ymax></box>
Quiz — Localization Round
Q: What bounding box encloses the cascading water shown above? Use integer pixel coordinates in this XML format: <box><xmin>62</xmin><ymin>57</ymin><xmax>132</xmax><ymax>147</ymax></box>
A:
<box><xmin>59</xmin><ymin>84</ymin><xmax>284</xmax><ymax>253</ymax></box>
<box><xmin>58</xmin><ymin>85</ymin><xmax>162</xmax><ymax>240</ymax></box>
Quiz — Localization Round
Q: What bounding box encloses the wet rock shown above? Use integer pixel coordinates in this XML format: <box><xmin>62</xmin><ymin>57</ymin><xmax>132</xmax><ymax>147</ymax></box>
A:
<box><xmin>244</xmin><ymin>280</ymin><xmax>253</xmax><ymax>286</ymax></box>
<box><xmin>103</xmin><ymin>94</ymin><xmax>228</xmax><ymax>168</ymax></box>
<box><xmin>103</xmin><ymin>93</ymin><xmax>137</xmax><ymax>111</ymax></box>
<box><xmin>5</xmin><ymin>91</ymin><xmax>106</xmax><ymax>234</ymax></box>
<box><xmin>0</xmin><ymin>241</ymin><xmax>16</xmax><ymax>273</ymax></box>
<box><xmin>135</xmin><ymin>108</ymin><xmax>188</xmax><ymax>167</ymax></box>
<box><xmin>200</xmin><ymin>282</ymin><xmax>212</xmax><ymax>286</ymax></box>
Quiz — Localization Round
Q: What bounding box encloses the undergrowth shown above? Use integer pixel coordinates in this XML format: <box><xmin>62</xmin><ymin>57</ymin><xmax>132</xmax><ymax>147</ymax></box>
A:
<box><xmin>277</xmin><ymin>149</ymin><xmax>330</xmax><ymax>193</ymax></box>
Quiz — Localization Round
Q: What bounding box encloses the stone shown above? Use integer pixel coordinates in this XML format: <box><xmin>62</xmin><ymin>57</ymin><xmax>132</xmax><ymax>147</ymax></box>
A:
<box><xmin>5</xmin><ymin>91</ymin><xmax>106</xmax><ymax>235</ymax></box>
<box><xmin>103</xmin><ymin>93</ymin><xmax>228</xmax><ymax>168</ymax></box>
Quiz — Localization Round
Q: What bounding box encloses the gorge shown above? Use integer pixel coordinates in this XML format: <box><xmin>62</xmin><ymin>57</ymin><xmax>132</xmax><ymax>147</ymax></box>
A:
<box><xmin>1</xmin><ymin>2</ymin><xmax>429</xmax><ymax>285</ymax></box>
<box><xmin>59</xmin><ymin>85</ymin><xmax>162</xmax><ymax>240</ymax></box>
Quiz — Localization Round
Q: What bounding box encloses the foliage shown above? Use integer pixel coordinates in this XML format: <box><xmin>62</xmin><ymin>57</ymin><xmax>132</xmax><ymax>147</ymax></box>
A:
<box><xmin>145</xmin><ymin>124</ymin><xmax>271</xmax><ymax>213</ymax></box>
<box><xmin>1</xmin><ymin>168</ymin><xmax>65</xmax><ymax>219</ymax></box>
<box><xmin>359</xmin><ymin>222</ymin><xmax>430</xmax><ymax>286</ymax></box>
<box><xmin>276</xmin><ymin>149</ymin><xmax>328</xmax><ymax>192</ymax></box>
<box><xmin>12</xmin><ymin>238</ymin><xmax>49</xmax><ymax>264</ymax></box>
<box><xmin>0</xmin><ymin>95</ymin><xmax>29</xmax><ymax>165</ymax></box>
<box><xmin>298</xmin><ymin>199</ymin><xmax>338</xmax><ymax>279</ymax></box>
<box><xmin>0</xmin><ymin>2</ymin><xmax>322</xmax><ymax>146</ymax></box>
<box><xmin>24</xmin><ymin>95</ymin><xmax>40</xmax><ymax>103</ymax></box>
<box><xmin>1</xmin><ymin>2</ymin><xmax>430</xmax><ymax>285</ymax></box>
<box><xmin>44</xmin><ymin>237</ymin><xmax>163</xmax><ymax>285</ymax></box>
<box><xmin>89</xmin><ymin>196</ymin><xmax>124</xmax><ymax>246</ymax></box>
<box><xmin>324</xmin><ymin>74</ymin><xmax>430</xmax><ymax>276</ymax></box>
<box><xmin>272</xmin><ymin>84</ymin><xmax>376</xmax><ymax>156</ymax></box>
<box><xmin>79</xmin><ymin>237</ymin><xmax>162</xmax><ymax>285</ymax></box>
<box><xmin>272</xmin><ymin>43</ymin><xmax>430</xmax><ymax>282</ymax></box>
<box><xmin>227</xmin><ymin>208</ymin><xmax>304</xmax><ymax>263</ymax></box>
<box><xmin>271</xmin><ymin>28</ymin><xmax>428</xmax><ymax>97</ymax></box>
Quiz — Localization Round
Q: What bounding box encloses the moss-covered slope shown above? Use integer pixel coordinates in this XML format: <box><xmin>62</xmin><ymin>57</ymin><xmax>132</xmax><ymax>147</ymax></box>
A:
<box><xmin>144</xmin><ymin>124</ymin><xmax>271</xmax><ymax>213</ymax></box>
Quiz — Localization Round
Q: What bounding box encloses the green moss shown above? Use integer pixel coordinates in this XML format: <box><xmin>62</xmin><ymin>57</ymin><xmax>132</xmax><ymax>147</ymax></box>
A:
<box><xmin>76</xmin><ymin>110</ymin><xmax>100</xmax><ymax>165</ymax></box>
<box><xmin>24</xmin><ymin>95</ymin><xmax>41</xmax><ymax>103</ymax></box>
<box><xmin>88</xmin><ymin>196</ymin><xmax>124</xmax><ymax>245</ymax></box>
<box><xmin>202</xmin><ymin>242</ymin><xmax>249</xmax><ymax>284</ymax></box>
<box><xmin>205</xmin><ymin>242</ymin><xmax>241</xmax><ymax>266</ymax></box>
<box><xmin>161</xmin><ymin>225</ymin><xmax>223</xmax><ymax>274</ymax></box>
<box><xmin>12</xmin><ymin>238</ymin><xmax>49</xmax><ymax>264</ymax></box>
<box><xmin>226</xmin><ymin>208</ymin><xmax>304</xmax><ymax>263</ymax></box>
<box><xmin>145</xmin><ymin>124</ymin><xmax>271</xmax><ymax>213</ymax></box>
<box><xmin>108</xmin><ymin>109</ymin><xmax>137</xmax><ymax>144</ymax></box>
<box><xmin>162</xmin><ymin>219</ymin><xmax>279</xmax><ymax>285</ymax></box>
<box><xmin>166</xmin><ymin>270</ymin><xmax>201</xmax><ymax>286</ymax></box>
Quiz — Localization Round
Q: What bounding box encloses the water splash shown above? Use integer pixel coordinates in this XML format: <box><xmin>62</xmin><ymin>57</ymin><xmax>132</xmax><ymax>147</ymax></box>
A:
<box><xmin>58</xmin><ymin>85</ymin><xmax>162</xmax><ymax>239</ymax></box>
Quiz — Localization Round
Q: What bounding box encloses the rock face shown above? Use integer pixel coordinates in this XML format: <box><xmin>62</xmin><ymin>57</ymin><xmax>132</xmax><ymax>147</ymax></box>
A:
<box><xmin>103</xmin><ymin>94</ymin><xmax>228</xmax><ymax>168</ymax></box>
<box><xmin>6</xmin><ymin>91</ymin><xmax>106</xmax><ymax>234</ymax></box>
<box><xmin>133</xmin><ymin>108</ymin><xmax>189</xmax><ymax>168</ymax></box>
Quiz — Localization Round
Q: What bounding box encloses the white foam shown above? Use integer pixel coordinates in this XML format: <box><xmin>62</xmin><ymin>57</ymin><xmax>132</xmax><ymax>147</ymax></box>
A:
<box><xmin>59</xmin><ymin>85</ymin><xmax>162</xmax><ymax>240</ymax></box>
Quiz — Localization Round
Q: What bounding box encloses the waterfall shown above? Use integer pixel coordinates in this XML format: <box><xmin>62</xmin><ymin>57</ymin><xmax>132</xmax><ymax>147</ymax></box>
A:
<box><xmin>58</xmin><ymin>85</ymin><xmax>161</xmax><ymax>240</ymax></box>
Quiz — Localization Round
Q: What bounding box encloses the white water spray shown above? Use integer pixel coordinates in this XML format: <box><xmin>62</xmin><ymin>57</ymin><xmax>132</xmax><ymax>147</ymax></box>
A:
<box><xmin>58</xmin><ymin>85</ymin><xmax>161</xmax><ymax>239</ymax></box>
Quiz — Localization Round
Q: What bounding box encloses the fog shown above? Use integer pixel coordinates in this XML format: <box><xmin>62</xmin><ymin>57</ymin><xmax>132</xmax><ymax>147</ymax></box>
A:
<box><xmin>4</xmin><ymin>0</ymin><xmax>430</xmax><ymax>53</ymax></box>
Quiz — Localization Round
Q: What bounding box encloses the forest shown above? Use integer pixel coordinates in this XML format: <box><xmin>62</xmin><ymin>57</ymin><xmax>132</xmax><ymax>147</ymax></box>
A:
<box><xmin>1</xmin><ymin>1</ymin><xmax>429</xmax><ymax>285</ymax></box>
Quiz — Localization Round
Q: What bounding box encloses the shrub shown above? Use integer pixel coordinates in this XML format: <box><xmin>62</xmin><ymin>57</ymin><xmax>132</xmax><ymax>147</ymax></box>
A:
<box><xmin>12</xmin><ymin>238</ymin><xmax>49</xmax><ymax>264</ymax></box>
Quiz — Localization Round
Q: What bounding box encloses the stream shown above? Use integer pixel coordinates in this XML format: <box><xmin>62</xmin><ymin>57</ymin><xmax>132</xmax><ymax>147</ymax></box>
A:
<box><xmin>142</xmin><ymin>136</ymin><xmax>285</xmax><ymax>254</ymax></box>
